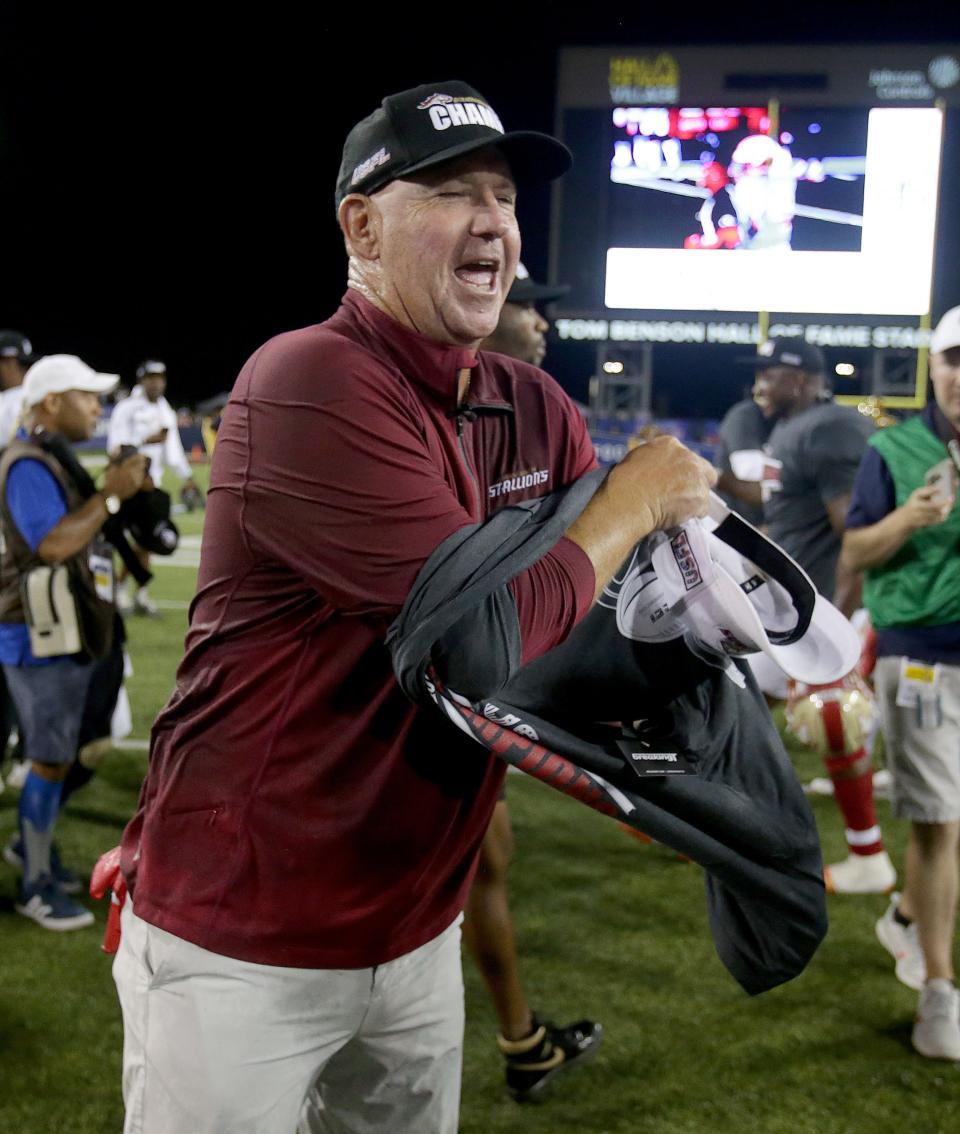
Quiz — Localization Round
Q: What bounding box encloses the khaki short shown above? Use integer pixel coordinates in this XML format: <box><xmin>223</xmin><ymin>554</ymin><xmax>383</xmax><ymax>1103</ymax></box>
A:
<box><xmin>114</xmin><ymin>902</ymin><xmax>465</xmax><ymax>1134</ymax></box>
<box><xmin>874</xmin><ymin>656</ymin><xmax>960</xmax><ymax>824</ymax></box>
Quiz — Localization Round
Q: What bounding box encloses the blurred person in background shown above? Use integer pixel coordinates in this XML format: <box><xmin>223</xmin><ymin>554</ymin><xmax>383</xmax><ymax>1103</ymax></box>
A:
<box><xmin>0</xmin><ymin>329</ymin><xmax>33</xmax><ymax>446</ymax></box>
<box><xmin>106</xmin><ymin>359</ymin><xmax>196</xmax><ymax>616</ymax></box>
<box><xmin>479</xmin><ymin>262</ymin><xmax>558</xmax><ymax>368</ymax></box>
<box><xmin>842</xmin><ymin>306</ymin><xmax>960</xmax><ymax>1060</ymax></box>
<box><xmin>0</xmin><ymin>330</ymin><xmax>34</xmax><ymax>787</ymax></box>
<box><xmin>0</xmin><ymin>355</ymin><xmax>145</xmax><ymax>929</ymax></box>
<box><xmin>715</xmin><ymin>393</ymin><xmax>771</xmax><ymax>528</ymax></box>
<box><xmin>471</xmin><ymin>264</ymin><xmax>601</xmax><ymax>1101</ymax></box>
<box><xmin>721</xmin><ymin>338</ymin><xmax>892</xmax><ymax>894</ymax></box>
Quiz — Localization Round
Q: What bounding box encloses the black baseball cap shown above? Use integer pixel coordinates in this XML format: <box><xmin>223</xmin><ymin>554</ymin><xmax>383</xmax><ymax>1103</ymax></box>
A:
<box><xmin>335</xmin><ymin>81</ymin><xmax>572</xmax><ymax>211</ymax></box>
<box><xmin>738</xmin><ymin>338</ymin><xmax>826</xmax><ymax>375</ymax></box>
<box><xmin>0</xmin><ymin>329</ymin><xmax>34</xmax><ymax>365</ymax></box>
<box><xmin>507</xmin><ymin>262</ymin><xmax>570</xmax><ymax>305</ymax></box>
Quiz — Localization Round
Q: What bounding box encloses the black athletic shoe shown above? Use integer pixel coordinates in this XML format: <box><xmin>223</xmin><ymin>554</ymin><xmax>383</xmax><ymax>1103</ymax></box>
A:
<box><xmin>498</xmin><ymin>1013</ymin><xmax>603</xmax><ymax>1102</ymax></box>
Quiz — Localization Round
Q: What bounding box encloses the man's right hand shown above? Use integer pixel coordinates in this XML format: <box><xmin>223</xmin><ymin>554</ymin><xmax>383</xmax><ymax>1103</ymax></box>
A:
<box><xmin>38</xmin><ymin>453</ymin><xmax>149</xmax><ymax>567</ymax></box>
<box><xmin>607</xmin><ymin>434</ymin><xmax>717</xmax><ymax>536</ymax></box>
<box><xmin>103</xmin><ymin>454</ymin><xmax>148</xmax><ymax>501</ymax></box>
<box><xmin>565</xmin><ymin>435</ymin><xmax>717</xmax><ymax>603</ymax></box>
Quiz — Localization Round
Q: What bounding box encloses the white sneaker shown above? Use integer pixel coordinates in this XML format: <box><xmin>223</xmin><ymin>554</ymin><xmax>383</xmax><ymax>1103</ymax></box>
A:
<box><xmin>5</xmin><ymin>758</ymin><xmax>30</xmax><ymax>791</ymax></box>
<box><xmin>14</xmin><ymin>875</ymin><xmax>95</xmax><ymax>932</ymax></box>
<box><xmin>803</xmin><ymin>776</ymin><xmax>834</xmax><ymax>796</ymax></box>
<box><xmin>803</xmin><ymin>769</ymin><xmax>893</xmax><ymax>799</ymax></box>
<box><xmin>115</xmin><ymin>581</ymin><xmax>134</xmax><ymax>615</ymax></box>
<box><xmin>913</xmin><ymin>980</ymin><xmax>960</xmax><ymax>1061</ymax></box>
<box><xmin>824</xmin><ymin>850</ymin><xmax>896</xmax><ymax>895</ymax></box>
<box><xmin>873</xmin><ymin>768</ymin><xmax>893</xmax><ymax>800</ymax></box>
<box><xmin>876</xmin><ymin>893</ymin><xmax>926</xmax><ymax>991</ymax></box>
<box><xmin>133</xmin><ymin>590</ymin><xmax>160</xmax><ymax>617</ymax></box>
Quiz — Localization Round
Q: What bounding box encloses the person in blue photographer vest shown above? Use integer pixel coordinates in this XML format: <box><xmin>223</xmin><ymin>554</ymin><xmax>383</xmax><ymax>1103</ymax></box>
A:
<box><xmin>842</xmin><ymin>305</ymin><xmax>960</xmax><ymax>1061</ymax></box>
<box><xmin>0</xmin><ymin>355</ymin><xmax>145</xmax><ymax>930</ymax></box>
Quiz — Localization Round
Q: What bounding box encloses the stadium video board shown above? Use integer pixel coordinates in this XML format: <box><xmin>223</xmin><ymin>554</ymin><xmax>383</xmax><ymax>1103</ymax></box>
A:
<box><xmin>605</xmin><ymin>104</ymin><xmax>940</xmax><ymax>314</ymax></box>
<box><xmin>552</xmin><ymin>46</ymin><xmax>959</xmax><ymax>320</ymax></box>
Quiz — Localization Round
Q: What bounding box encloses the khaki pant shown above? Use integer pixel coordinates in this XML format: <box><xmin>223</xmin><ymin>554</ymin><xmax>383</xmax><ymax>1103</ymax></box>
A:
<box><xmin>114</xmin><ymin>902</ymin><xmax>464</xmax><ymax>1134</ymax></box>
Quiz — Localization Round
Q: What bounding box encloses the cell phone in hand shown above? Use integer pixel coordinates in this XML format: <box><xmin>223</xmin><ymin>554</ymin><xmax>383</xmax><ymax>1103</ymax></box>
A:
<box><xmin>924</xmin><ymin>458</ymin><xmax>958</xmax><ymax>509</ymax></box>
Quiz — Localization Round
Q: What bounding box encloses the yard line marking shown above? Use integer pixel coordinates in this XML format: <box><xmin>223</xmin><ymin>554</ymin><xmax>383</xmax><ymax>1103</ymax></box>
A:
<box><xmin>152</xmin><ymin>554</ymin><xmax>201</xmax><ymax>569</ymax></box>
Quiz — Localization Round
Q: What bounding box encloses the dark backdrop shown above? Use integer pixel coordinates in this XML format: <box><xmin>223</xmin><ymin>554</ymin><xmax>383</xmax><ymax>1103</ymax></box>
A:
<box><xmin>1</xmin><ymin>6</ymin><xmax>956</xmax><ymax>414</ymax></box>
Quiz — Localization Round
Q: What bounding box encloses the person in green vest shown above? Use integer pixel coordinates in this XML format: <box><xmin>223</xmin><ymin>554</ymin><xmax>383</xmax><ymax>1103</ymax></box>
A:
<box><xmin>842</xmin><ymin>304</ymin><xmax>960</xmax><ymax>1062</ymax></box>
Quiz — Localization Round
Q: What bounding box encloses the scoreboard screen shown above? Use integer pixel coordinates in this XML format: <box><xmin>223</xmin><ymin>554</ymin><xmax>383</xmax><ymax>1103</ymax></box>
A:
<box><xmin>603</xmin><ymin>106</ymin><xmax>940</xmax><ymax>315</ymax></box>
<box><xmin>552</xmin><ymin>46</ymin><xmax>956</xmax><ymax>320</ymax></box>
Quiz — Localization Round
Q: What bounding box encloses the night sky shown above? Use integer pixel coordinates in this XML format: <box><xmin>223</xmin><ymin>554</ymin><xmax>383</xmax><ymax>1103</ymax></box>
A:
<box><xmin>2</xmin><ymin>6</ymin><xmax>957</xmax><ymax>416</ymax></box>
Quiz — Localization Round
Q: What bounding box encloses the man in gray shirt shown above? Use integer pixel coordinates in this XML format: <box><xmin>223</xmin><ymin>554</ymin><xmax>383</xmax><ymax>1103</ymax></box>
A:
<box><xmin>754</xmin><ymin>341</ymin><xmax>873</xmax><ymax>607</ymax></box>
<box><xmin>715</xmin><ymin>396</ymin><xmax>772</xmax><ymax>527</ymax></box>
<box><xmin>722</xmin><ymin>337</ymin><xmax>893</xmax><ymax>896</ymax></box>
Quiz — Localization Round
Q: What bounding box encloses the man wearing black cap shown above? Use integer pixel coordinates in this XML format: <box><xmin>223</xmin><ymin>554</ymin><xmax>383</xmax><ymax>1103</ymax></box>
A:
<box><xmin>462</xmin><ymin>266</ymin><xmax>600</xmax><ymax>1101</ymax></box>
<box><xmin>112</xmin><ymin>81</ymin><xmax>714</xmax><ymax>1133</ymax></box>
<box><xmin>0</xmin><ymin>333</ymin><xmax>35</xmax><ymax>776</ymax></box>
<box><xmin>0</xmin><ymin>332</ymin><xmax>37</xmax><ymax>791</ymax></box>
<box><xmin>0</xmin><ymin>330</ymin><xmax>34</xmax><ymax>446</ymax></box>
<box><xmin>722</xmin><ymin>337</ymin><xmax>892</xmax><ymax>895</ymax></box>
<box><xmin>479</xmin><ymin>261</ymin><xmax>567</xmax><ymax>367</ymax></box>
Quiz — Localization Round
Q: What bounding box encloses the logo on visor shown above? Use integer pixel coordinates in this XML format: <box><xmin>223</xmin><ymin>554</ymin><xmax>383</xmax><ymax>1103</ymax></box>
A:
<box><xmin>669</xmin><ymin>530</ymin><xmax>703</xmax><ymax>591</ymax></box>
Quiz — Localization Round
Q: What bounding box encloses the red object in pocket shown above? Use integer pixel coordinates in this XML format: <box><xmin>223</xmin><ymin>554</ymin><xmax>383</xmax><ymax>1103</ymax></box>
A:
<box><xmin>90</xmin><ymin>845</ymin><xmax>128</xmax><ymax>954</ymax></box>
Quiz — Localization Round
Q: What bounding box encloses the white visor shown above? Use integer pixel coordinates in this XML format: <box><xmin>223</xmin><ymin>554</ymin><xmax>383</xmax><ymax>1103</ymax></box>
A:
<box><xmin>611</xmin><ymin>551</ymin><xmax>686</xmax><ymax>645</ymax></box>
<box><xmin>649</xmin><ymin>495</ymin><xmax>860</xmax><ymax>685</ymax></box>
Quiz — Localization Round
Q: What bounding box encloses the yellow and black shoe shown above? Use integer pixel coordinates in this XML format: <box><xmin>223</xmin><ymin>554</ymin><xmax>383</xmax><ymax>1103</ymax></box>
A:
<box><xmin>498</xmin><ymin>1013</ymin><xmax>602</xmax><ymax>1102</ymax></box>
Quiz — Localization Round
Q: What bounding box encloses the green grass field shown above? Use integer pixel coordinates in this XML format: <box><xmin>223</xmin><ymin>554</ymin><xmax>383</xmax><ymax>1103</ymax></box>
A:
<box><xmin>0</xmin><ymin>469</ymin><xmax>957</xmax><ymax>1133</ymax></box>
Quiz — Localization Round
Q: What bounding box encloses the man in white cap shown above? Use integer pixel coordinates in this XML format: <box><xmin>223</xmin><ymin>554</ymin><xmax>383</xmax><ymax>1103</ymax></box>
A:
<box><xmin>0</xmin><ymin>356</ymin><xmax>145</xmax><ymax>930</ymax></box>
<box><xmin>112</xmin><ymin>79</ymin><xmax>715</xmax><ymax>1133</ymax></box>
<box><xmin>843</xmin><ymin>306</ymin><xmax>960</xmax><ymax>1060</ymax></box>
<box><xmin>107</xmin><ymin>359</ymin><xmax>195</xmax><ymax>615</ymax></box>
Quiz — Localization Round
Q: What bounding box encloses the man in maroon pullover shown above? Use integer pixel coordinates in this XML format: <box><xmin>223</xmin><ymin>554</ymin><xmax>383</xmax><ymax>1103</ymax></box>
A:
<box><xmin>113</xmin><ymin>81</ymin><xmax>715</xmax><ymax>1134</ymax></box>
